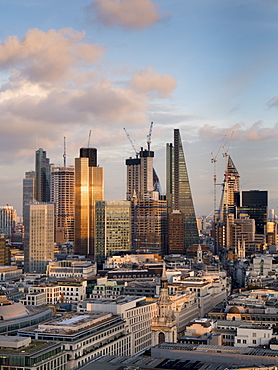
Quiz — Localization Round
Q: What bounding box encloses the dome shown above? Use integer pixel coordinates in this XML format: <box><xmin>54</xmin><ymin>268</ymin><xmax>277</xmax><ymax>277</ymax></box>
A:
<box><xmin>228</xmin><ymin>306</ymin><xmax>240</xmax><ymax>314</ymax></box>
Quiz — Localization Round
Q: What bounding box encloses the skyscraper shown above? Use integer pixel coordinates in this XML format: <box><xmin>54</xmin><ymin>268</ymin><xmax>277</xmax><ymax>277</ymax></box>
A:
<box><xmin>0</xmin><ymin>206</ymin><xmax>17</xmax><ymax>239</ymax></box>
<box><xmin>50</xmin><ymin>165</ymin><xmax>75</xmax><ymax>244</ymax></box>
<box><xmin>220</xmin><ymin>155</ymin><xmax>240</xmax><ymax>221</ymax></box>
<box><xmin>74</xmin><ymin>148</ymin><xmax>104</xmax><ymax>258</ymax></box>
<box><xmin>240</xmin><ymin>190</ymin><xmax>268</xmax><ymax>234</ymax></box>
<box><xmin>35</xmin><ymin>148</ymin><xmax>50</xmax><ymax>202</ymax></box>
<box><xmin>24</xmin><ymin>203</ymin><xmax>54</xmax><ymax>273</ymax></box>
<box><xmin>126</xmin><ymin>148</ymin><xmax>155</xmax><ymax>200</ymax></box>
<box><xmin>95</xmin><ymin>200</ymin><xmax>131</xmax><ymax>262</ymax></box>
<box><xmin>23</xmin><ymin>170</ymin><xmax>36</xmax><ymax>225</ymax></box>
<box><xmin>132</xmin><ymin>198</ymin><xmax>167</xmax><ymax>254</ymax></box>
<box><xmin>166</xmin><ymin>129</ymin><xmax>199</xmax><ymax>250</ymax></box>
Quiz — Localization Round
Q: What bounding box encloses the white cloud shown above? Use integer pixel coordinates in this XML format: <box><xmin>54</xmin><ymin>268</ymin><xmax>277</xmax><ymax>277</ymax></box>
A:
<box><xmin>131</xmin><ymin>66</ymin><xmax>176</xmax><ymax>98</ymax></box>
<box><xmin>87</xmin><ymin>0</ymin><xmax>166</xmax><ymax>30</ymax></box>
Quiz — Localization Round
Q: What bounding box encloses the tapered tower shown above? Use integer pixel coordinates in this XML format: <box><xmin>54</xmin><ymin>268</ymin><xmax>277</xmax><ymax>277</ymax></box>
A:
<box><xmin>166</xmin><ymin>129</ymin><xmax>199</xmax><ymax>250</ymax></box>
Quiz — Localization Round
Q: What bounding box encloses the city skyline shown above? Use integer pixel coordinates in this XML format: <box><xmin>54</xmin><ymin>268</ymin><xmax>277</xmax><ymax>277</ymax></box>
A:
<box><xmin>1</xmin><ymin>1</ymin><xmax>278</xmax><ymax>217</ymax></box>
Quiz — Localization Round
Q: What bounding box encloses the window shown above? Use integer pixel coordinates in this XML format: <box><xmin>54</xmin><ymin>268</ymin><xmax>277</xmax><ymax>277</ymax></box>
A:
<box><xmin>253</xmin><ymin>340</ymin><xmax>256</xmax><ymax>344</ymax></box>
<box><xmin>237</xmin><ymin>339</ymin><xmax>241</xmax><ymax>343</ymax></box>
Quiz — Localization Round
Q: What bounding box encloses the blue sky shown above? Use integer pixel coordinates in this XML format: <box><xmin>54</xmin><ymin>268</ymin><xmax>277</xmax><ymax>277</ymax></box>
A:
<box><xmin>1</xmin><ymin>0</ymin><xmax>278</xmax><ymax>217</ymax></box>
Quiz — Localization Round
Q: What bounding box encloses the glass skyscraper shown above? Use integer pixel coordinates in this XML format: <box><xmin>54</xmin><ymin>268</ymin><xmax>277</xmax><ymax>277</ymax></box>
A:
<box><xmin>166</xmin><ymin>129</ymin><xmax>199</xmax><ymax>250</ymax></box>
<box><xmin>74</xmin><ymin>148</ymin><xmax>104</xmax><ymax>258</ymax></box>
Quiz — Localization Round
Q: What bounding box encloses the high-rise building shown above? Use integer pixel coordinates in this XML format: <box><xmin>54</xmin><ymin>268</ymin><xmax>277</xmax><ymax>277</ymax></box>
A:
<box><xmin>0</xmin><ymin>206</ymin><xmax>17</xmax><ymax>239</ymax></box>
<box><xmin>221</xmin><ymin>155</ymin><xmax>240</xmax><ymax>221</ymax></box>
<box><xmin>166</xmin><ymin>129</ymin><xmax>199</xmax><ymax>250</ymax></box>
<box><xmin>50</xmin><ymin>165</ymin><xmax>75</xmax><ymax>244</ymax></box>
<box><xmin>74</xmin><ymin>148</ymin><xmax>104</xmax><ymax>258</ymax></box>
<box><xmin>24</xmin><ymin>203</ymin><xmax>54</xmax><ymax>273</ymax></box>
<box><xmin>0</xmin><ymin>234</ymin><xmax>11</xmax><ymax>266</ymax></box>
<box><xmin>95</xmin><ymin>201</ymin><xmax>131</xmax><ymax>262</ymax></box>
<box><xmin>240</xmin><ymin>190</ymin><xmax>268</xmax><ymax>234</ymax></box>
<box><xmin>35</xmin><ymin>148</ymin><xmax>50</xmax><ymax>202</ymax></box>
<box><xmin>23</xmin><ymin>171</ymin><xmax>36</xmax><ymax>225</ymax></box>
<box><xmin>132</xmin><ymin>198</ymin><xmax>167</xmax><ymax>254</ymax></box>
<box><xmin>126</xmin><ymin>148</ymin><xmax>155</xmax><ymax>201</ymax></box>
<box><xmin>167</xmin><ymin>210</ymin><xmax>185</xmax><ymax>254</ymax></box>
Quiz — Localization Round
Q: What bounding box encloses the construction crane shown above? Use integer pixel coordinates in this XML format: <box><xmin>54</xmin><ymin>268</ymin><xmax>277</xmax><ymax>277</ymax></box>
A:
<box><xmin>63</xmin><ymin>136</ymin><xmax>66</xmax><ymax>168</ymax></box>
<box><xmin>211</xmin><ymin>135</ymin><xmax>227</xmax><ymax>214</ymax></box>
<box><xmin>123</xmin><ymin>127</ymin><xmax>139</xmax><ymax>157</ymax></box>
<box><xmin>88</xmin><ymin>130</ymin><xmax>92</xmax><ymax>148</ymax></box>
<box><xmin>147</xmin><ymin>121</ymin><xmax>153</xmax><ymax>151</ymax></box>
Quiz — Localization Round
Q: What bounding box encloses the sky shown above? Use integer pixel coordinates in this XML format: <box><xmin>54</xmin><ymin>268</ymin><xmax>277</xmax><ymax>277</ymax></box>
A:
<box><xmin>1</xmin><ymin>0</ymin><xmax>278</xmax><ymax>218</ymax></box>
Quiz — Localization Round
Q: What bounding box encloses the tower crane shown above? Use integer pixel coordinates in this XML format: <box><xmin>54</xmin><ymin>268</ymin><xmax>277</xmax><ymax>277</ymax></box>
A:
<box><xmin>147</xmin><ymin>121</ymin><xmax>153</xmax><ymax>151</ymax></box>
<box><xmin>88</xmin><ymin>130</ymin><xmax>92</xmax><ymax>148</ymax></box>
<box><xmin>123</xmin><ymin>128</ymin><xmax>139</xmax><ymax>157</ymax></box>
<box><xmin>211</xmin><ymin>135</ymin><xmax>227</xmax><ymax>215</ymax></box>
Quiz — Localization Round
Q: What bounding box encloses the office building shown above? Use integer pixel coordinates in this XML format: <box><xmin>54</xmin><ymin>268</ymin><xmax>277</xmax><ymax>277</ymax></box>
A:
<box><xmin>132</xmin><ymin>198</ymin><xmax>167</xmax><ymax>254</ymax></box>
<box><xmin>24</xmin><ymin>203</ymin><xmax>54</xmax><ymax>273</ymax></box>
<box><xmin>22</xmin><ymin>170</ymin><xmax>36</xmax><ymax>225</ymax></box>
<box><xmin>95</xmin><ymin>200</ymin><xmax>131</xmax><ymax>262</ymax></box>
<box><xmin>0</xmin><ymin>336</ymin><xmax>66</xmax><ymax>370</ymax></box>
<box><xmin>0</xmin><ymin>234</ymin><xmax>11</xmax><ymax>265</ymax></box>
<box><xmin>240</xmin><ymin>190</ymin><xmax>268</xmax><ymax>234</ymax></box>
<box><xmin>19</xmin><ymin>312</ymin><xmax>130</xmax><ymax>370</ymax></box>
<box><xmin>126</xmin><ymin>148</ymin><xmax>156</xmax><ymax>200</ymax></box>
<box><xmin>50</xmin><ymin>165</ymin><xmax>75</xmax><ymax>243</ymax></box>
<box><xmin>166</xmin><ymin>129</ymin><xmax>199</xmax><ymax>250</ymax></box>
<box><xmin>74</xmin><ymin>147</ymin><xmax>104</xmax><ymax>258</ymax></box>
<box><xmin>167</xmin><ymin>210</ymin><xmax>185</xmax><ymax>254</ymax></box>
<box><xmin>35</xmin><ymin>148</ymin><xmax>50</xmax><ymax>202</ymax></box>
<box><xmin>0</xmin><ymin>205</ymin><xmax>17</xmax><ymax>239</ymax></box>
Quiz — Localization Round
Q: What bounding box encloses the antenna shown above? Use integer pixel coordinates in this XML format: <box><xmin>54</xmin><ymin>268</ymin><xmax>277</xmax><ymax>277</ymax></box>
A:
<box><xmin>63</xmin><ymin>137</ymin><xmax>66</xmax><ymax>167</ymax></box>
<box><xmin>88</xmin><ymin>130</ymin><xmax>92</xmax><ymax>148</ymax></box>
<box><xmin>147</xmin><ymin>122</ymin><xmax>153</xmax><ymax>151</ymax></box>
<box><xmin>123</xmin><ymin>128</ymin><xmax>139</xmax><ymax>157</ymax></box>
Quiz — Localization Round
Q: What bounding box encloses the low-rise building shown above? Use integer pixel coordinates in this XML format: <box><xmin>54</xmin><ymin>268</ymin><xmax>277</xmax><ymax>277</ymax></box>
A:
<box><xmin>47</xmin><ymin>259</ymin><xmax>96</xmax><ymax>278</ymax></box>
<box><xmin>234</xmin><ymin>324</ymin><xmax>272</xmax><ymax>347</ymax></box>
<box><xmin>0</xmin><ymin>265</ymin><xmax>22</xmax><ymax>281</ymax></box>
<box><xmin>21</xmin><ymin>291</ymin><xmax>47</xmax><ymax>306</ymax></box>
<box><xmin>0</xmin><ymin>336</ymin><xmax>66</xmax><ymax>370</ymax></box>
<box><xmin>78</xmin><ymin>296</ymin><xmax>157</xmax><ymax>355</ymax></box>
<box><xmin>18</xmin><ymin>312</ymin><xmax>130</xmax><ymax>370</ymax></box>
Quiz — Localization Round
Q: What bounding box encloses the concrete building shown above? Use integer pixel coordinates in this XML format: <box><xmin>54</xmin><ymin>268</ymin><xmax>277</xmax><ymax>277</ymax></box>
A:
<box><xmin>56</xmin><ymin>279</ymin><xmax>87</xmax><ymax>303</ymax></box>
<box><xmin>19</xmin><ymin>312</ymin><xmax>131</xmax><ymax>370</ymax></box>
<box><xmin>24</xmin><ymin>203</ymin><xmax>54</xmax><ymax>273</ymax></box>
<box><xmin>0</xmin><ymin>205</ymin><xmax>17</xmax><ymax>238</ymax></box>
<box><xmin>234</xmin><ymin>324</ymin><xmax>272</xmax><ymax>347</ymax></box>
<box><xmin>0</xmin><ymin>265</ymin><xmax>22</xmax><ymax>281</ymax></box>
<box><xmin>21</xmin><ymin>291</ymin><xmax>47</xmax><ymax>306</ymax></box>
<box><xmin>0</xmin><ymin>336</ymin><xmax>66</xmax><ymax>370</ymax></box>
<box><xmin>132</xmin><ymin>198</ymin><xmax>167</xmax><ymax>254</ymax></box>
<box><xmin>74</xmin><ymin>147</ymin><xmax>104</xmax><ymax>258</ymax></box>
<box><xmin>0</xmin><ymin>234</ymin><xmax>11</xmax><ymax>266</ymax></box>
<box><xmin>95</xmin><ymin>200</ymin><xmax>131</xmax><ymax>262</ymax></box>
<box><xmin>78</xmin><ymin>296</ymin><xmax>157</xmax><ymax>355</ymax></box>
<box><xmin>50</xmin><ymin>165</ymin><xmax>75</xmax><ymax>244</ymax></box>
<box><xmin>46</xmin><ymin>259</ymin><xmax>96</xmax><ymax>278</ymax></box>
<box><xmin>29</xmin><ymin>285</ymin><xmax>60</xmax><ymax>304</ymax></box>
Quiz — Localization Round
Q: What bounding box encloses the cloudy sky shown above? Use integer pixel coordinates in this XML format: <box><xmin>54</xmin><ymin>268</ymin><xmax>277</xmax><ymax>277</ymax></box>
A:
<box><xmin>1</xmin><ymin>0</ymin><xmax>278</xmax><ymax>218</ymax></box>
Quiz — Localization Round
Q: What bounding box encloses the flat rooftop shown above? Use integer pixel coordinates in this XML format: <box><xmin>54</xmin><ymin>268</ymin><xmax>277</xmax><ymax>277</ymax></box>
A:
<box><xmin>38</xmin><ymin>312</ymin><xmax>112</xmax><ymax>332</ymax></box>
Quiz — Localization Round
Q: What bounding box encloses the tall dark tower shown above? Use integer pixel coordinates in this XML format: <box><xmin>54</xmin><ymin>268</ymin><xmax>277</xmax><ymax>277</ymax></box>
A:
<box><xmin>240</xmin><ymin>190</ymin><xmax>268</xmax><ymax>234</ymax></box>
<box><xmin>166</xmin><ymin>129</ymin><xmax>199</xmax><ymax>250</ymax></box>
<box><xmin>80</xmin><ymin>148</ymin><xmax>97</xmax><ymax>167</ymax></box>
<box><xmin>35</xmin><ymin>148</ymin><xmax>50</xmax><ymax>202</ymax></box>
